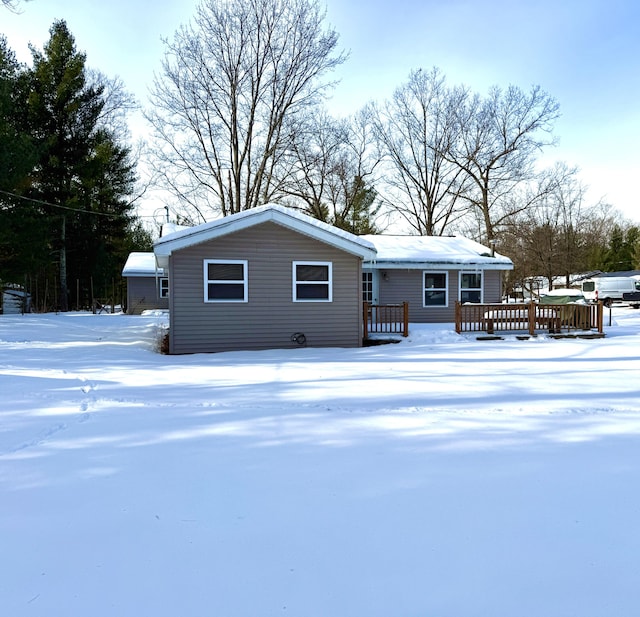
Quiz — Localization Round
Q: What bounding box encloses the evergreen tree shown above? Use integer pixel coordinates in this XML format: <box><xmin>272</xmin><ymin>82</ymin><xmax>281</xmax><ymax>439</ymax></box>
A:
<box><xmin>26</xmin><ymin>21</ymin><xmax>103</xmax><ymax>309</ymax></box>
<box><xmin>0</xmin><ymin>36</ymin><xmax>43</xmax><ymax>283</ymax></box>
<box><xmin>24</xmin><ymin>20</ymin><xmax>137</xmax><ymax>309</ymax></box>
<box><xmin>333</xmin><ymin>175</ymin><xmax>380</xmax><ymax>234</ymax></box>
<box><xmin>633</xmin><ymin>237</ymin><xmax>640</xmax><ymax>270</ymax></box>
<box><xmin>626</xmin><ymin>227</ymin><xmax>640</xmax><ymax>270</ymax></box>
<box><xmin>74</xmin><ymin>129</ymin><xmax>137</xmax><ymax>301</ymax></box>
<box><xmin>599</xmin><ymin>225</ymin><xmax>639</xmax><ymax>272</ymax></box>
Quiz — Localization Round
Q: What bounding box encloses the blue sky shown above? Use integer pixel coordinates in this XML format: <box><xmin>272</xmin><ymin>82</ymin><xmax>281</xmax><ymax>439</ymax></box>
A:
<box><xmin>2</xmin><ymin>0</ymin><xmax>639</xmax><ymax>223</ymax></box>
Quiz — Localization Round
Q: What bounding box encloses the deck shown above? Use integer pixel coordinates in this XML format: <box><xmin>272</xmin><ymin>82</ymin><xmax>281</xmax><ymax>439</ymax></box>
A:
<box><xmin>455</xmin><ymin>301</ymin><xmax>604</xmax><ymax>337</ymax></box>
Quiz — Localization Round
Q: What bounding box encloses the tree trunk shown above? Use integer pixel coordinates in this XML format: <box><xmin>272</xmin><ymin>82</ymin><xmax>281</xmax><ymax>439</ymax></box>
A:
<box><xmin>59</xmin><ymin>215</ymin><xmax>68</xmax><ymax>312</ymax></box>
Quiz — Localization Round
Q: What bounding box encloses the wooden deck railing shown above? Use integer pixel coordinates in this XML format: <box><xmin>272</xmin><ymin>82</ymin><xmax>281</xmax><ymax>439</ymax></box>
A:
<box><xmin>455</xmin><ymin>301</ymin><xmax>604</xmax><ymax>336</ymax></box>
<box><xmin>363</xmin><ymin>302</ymin><xmax>409</xmax><ymax>339</ymax></box>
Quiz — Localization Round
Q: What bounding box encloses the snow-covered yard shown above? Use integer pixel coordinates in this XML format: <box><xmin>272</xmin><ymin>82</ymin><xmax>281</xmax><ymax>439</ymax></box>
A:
<box><xmin>1</xmin><ymin>308</ymin><xmax>640</xmax><ymax>616</ymax></box>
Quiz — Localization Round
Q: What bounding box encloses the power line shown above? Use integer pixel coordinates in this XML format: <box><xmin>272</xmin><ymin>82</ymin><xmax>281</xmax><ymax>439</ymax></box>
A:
<box><xmin>0</xmin><ymin>188</ymin><xmax>127</xmax><ymax>219</ymax></box>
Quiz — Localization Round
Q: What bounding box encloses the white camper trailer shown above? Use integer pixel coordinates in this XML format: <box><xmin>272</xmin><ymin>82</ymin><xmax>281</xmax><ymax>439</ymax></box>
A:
<box><xmin>581</xmin><ymin>276</ymin><xmax>640</xmax><ymax>305</ymax></box>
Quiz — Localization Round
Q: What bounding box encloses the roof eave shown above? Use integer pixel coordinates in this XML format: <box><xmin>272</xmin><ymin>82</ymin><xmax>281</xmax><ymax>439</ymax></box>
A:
<box><xmin>364</xmin><ymin>260</ymin><xmax>514</xmax><ymax>271</ymax></box>
<box><xmin>154</xmin><ymin>207</ymin><xmax>376</xmax><ymax>260</ymax></box>
<box><xmin>122</xmin><ymin>269</ymin><xmax>166</xmax><ymax>278</ymax></box>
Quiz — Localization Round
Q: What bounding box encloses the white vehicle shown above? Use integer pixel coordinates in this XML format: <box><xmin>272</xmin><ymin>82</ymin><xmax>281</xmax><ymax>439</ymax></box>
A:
<box><xmin>581</xmin><ymin>276</ymin><xmax>640</xmax><ymax>306</ymax></box>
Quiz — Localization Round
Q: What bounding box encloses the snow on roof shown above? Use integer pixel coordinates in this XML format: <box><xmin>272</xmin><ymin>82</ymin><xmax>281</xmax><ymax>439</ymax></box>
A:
<box><xmin>541</xmin><ymin>288</ymin><xmax>584</xmax><ymax>296</ymax></box>
<box><xmin>361</xmin><ymin>235</ymin><xmax>513</xmax><ymax>270</ymax></box>
<box><xmin>160</xmin><ymin>222</ymin><xmax>192</xmax><ymax>237</ymax></box>
<box><xmin>122</xmin><ymin>252</ymin><xmax>165</xmax><ymax>277</ymax></box>
<box><xmin>154</xmin><ymin>204</ymin><xmax>377</xmax><ymax>267</ymax></box>
<box><xmin>150</xmin><ymin>205</ymin><xmax>513</xmax><ymax>271</ymax></box>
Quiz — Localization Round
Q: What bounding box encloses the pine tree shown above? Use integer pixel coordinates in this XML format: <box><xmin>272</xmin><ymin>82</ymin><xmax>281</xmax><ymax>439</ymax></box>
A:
<box><xmin>25</xmin><ymin>21</ymin><xmax>102</xmax><ymax>309</ymax></box>
<box><xmin>599</xmin><ymin>225</ymin><xmax>639</xmax><ymax>272</ymax></box>
<box><xmin>0</xmin><ymin>36</ymin><xmax>42</xmax><ymax>283</ymax></box>
<box><xmin>344</xmin><ymin>175</ymin><xmax>380</xmax><ymax>235</ymax></box>
<box><xmin>25</xmin><ymin>20</ymin><xmax>137</xmax><ymax>309</ymax></box>
<box><xmin>329</xmin><ymin>175</ymin><xmax>380</xmax><ymax>235</ymax></box>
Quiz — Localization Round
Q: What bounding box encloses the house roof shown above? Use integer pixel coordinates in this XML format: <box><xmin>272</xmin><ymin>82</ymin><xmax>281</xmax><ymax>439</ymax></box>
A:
<box><xmin>160</xmin><ymin>222</ymin><xmax>192</xmax><ymax>237</ymax></box>
<box><xmin>122</xmin><ymin>252</ymin><xmax>166</xmax><ymax>277</ymax></box>
<box><xmin>361</xmin><ymin>235</ymin><xmax>513</xmax><ymax>271</ymax></box>
<box><xmin>154</xmin><ymin>204</ymin><xmax>377</xmax><ymax>268</ymax></box>
<box><xmin>144</xmin><ymin>205</ymin><xmax>514</xmax><ymax>272</ymax></box>
<box><xmin>592</xmin><ymin>270</ymin><xmax>640</xmax><ymax>279</ymax></box>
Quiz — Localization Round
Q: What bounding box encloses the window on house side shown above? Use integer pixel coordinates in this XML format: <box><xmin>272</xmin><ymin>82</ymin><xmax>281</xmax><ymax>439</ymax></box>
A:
<box><xmin>159</xmin><ymin>277</ymin><xmax>169</xmax><ymax>299</ymax></box>
<box><xmin>423</xmin><ymin>271</ymin><xmax>448</xmax><ymax>307</ymax></box>
<box><xmin>362</xmin><ymin>271</ymin><xmax>373</xmax><ymax>304</ymax></box>
<box><xmin>203</xmin><ymin>260</ymin><xmax>248</xmax><ymax>302</ymax></box>
<box><xmin>293</xmin><ymin>262</ymin><xmax>332</xmax><ymax>302</ymax></box>
<box><xmin>460</xmin><ymin>272</ymin><xmax>482</xmax><ymax>303</ymax></box>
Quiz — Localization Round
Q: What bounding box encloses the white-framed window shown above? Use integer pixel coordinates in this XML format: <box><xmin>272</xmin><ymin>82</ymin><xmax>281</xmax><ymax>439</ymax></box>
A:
<box><xmin>159</xmin><ymin>277</ymin><xmax>169</xmax><ymax>299</ymax></box>
<box><xmin>459</xmin><ymin>271</ymin><xmax>482</xmax><ymax>303</ymax></box>
<box><xmin>362</xmin><ymin>271</ymin><xmax>373</xmax><ymax>304</ymax></box>
<box><xmin>203</xmin><ymin>259</ymin><xmax>248</xmax><ymax>303</ymax></box>
<box><xmin>293</xmin><ymin>261</ymin><xmax>332</xmax><ymax>302</ymax></box>
<box><xmin>423</xmin><ymin>271</ymin><xmax>448</xmax><ymax>307</ymax></box>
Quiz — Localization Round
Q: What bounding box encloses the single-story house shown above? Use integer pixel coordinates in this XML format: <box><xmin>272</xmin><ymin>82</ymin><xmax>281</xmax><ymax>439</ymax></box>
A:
<box><xmin>147</xmin><ymin>204</ymin><xmax>513</xmax><ymax>354</ymax></box>
<box><xmin>121</xmin><ymin>252</ymin><xmax>169</xmax><ymax>315</ymax></box>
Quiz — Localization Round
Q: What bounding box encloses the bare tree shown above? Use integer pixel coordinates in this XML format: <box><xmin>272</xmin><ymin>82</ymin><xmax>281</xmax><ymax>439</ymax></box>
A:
<box><xmin>503</xmin><ymin>163</ymin><xmax>610</xmax><ymax>292</ymax></box>
<box><xmin>449</xmin><ymin>84</ymin><xmax>560</xmax><ymax>242</ymax></box>
<box><xmin>146</xmin><ymin>0</ymin><xmax>346</xmax><ymax>221</ymax></box>
<box><xmin>283</xmin><ymin>107</ymin><xmax>381</xmax><ymax>232</ymax></box>
<box><xmin>2</xmin><ymin>0</ymin><xmax>30</xmax><ymax>12</ymax></box>
<box><xmin>282</xmin><ymin>109</ymin><xmax>343</xmax><ymax>220</ymax></box>
<box><xmin>372</xmin><ymin>68</ymin><xmax>468</xmax><ymax>235</ymax></box>
<box><xmin>88</xmin><ymin>70</ymin><xmax>138</xmax><ymax>140</ymax></box>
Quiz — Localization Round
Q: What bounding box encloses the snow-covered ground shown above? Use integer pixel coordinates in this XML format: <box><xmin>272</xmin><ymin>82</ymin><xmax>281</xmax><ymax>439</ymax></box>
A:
<box><xmin>1</xmin><ymin>307</ymin><xmax>640</xmax><ymax>616</ymax></box>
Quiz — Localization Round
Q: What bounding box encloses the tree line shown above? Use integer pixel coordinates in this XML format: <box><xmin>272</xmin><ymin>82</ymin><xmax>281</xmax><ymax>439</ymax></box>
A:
<box><xmin>146</xmin><ymin>0</ymin><xmax>638</xmax><ymax>291</ymax></box>
<box><xmin>2</xmin><ymin>0</ymin><xmax>638</xmax><ymax>312</ymax></box>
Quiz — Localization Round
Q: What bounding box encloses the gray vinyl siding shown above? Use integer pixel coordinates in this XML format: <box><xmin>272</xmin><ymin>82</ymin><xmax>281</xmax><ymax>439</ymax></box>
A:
<box><xmin>126</xmin><ymin>277</ymin><xmax>169</xmax><ymax>314</ymax></box>
<box><xmin>169</xmin><ymin>222</ymin><xmax>363</xmax><ymax>354</ymax></box>
<box><xmin>377</xmin><ymin>268</ymin><xmax>504</xmax><ymax>323</ymax></box>
<box><xmin>483</xmin><ymin>270</ymin><xmax>502</xmax><ymax>303</ymax></box>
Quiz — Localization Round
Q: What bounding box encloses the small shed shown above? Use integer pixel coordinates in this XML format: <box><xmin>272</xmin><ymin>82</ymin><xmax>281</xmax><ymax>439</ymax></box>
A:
<box><xmin>1</xmin><ymin>284</ymin><xmax>31</xmax><ymax>314</ymax></box>
<box><xmin>121</xmin><ymin>252</ymin><xmax>169</xmax><ymax>315</ymax></box>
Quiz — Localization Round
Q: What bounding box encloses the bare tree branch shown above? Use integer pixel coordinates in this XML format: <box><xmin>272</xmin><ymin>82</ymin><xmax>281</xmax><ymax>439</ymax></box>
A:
<box><xmin>447</xmin><ymin>84</ymin><xmax>561</xmax><ymax>241</ymax></box>
<box><xmin>145</xmin><ymin>0</ymin><xmax>346</xmax><ymax>220</ymax></box>
<box><xmin>371</xmin><ymin>68</ymin><xmax>469</xmax><ymax>235</ymax></box>
<box><xmin>2</xmin><ymin>0</ymin><xmax>31</xmax><ymax>13</ymax></box>
<box><xmin>281</xmin><ymin>106</ymin><xmax>382</xmax><ymax>231</ymax></box>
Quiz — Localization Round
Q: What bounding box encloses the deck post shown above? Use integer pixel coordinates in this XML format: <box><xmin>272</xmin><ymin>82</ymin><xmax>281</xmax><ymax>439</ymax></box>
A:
<box><xmin>455</xmin><ymin>301</ymin><xmax>461</xmax><ymax>334</ymax></box>
<box><xmin>528</xmin><ymin>302</ymin><xmax>535</xmax><ymax>336</ymax></box>
<box><xmin>363</xmin><ymin>301</ymin><xmax>369</xmax><ymax>341</ymax></box>
<box><xmin>597</xmin><ymin>301</ymin><xmax>603</xmax><ymax>334</ymax></box>
<box><xmin>402</xmin><ymin>301</ymin><xmax>409</xmax><ymax>337</ymax></box>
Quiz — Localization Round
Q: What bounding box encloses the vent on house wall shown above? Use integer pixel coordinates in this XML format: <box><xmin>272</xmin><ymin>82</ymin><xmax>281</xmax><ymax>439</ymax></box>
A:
<box><xmin>291</xmin><ymin>332</ymin><xmax>306</xmax><ymax>346</ymax></box>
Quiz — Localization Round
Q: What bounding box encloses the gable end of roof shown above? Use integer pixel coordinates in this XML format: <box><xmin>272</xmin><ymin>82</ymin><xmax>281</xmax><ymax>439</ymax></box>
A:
<box><xmin>154</xmin><ymin>204</ymin><xmax>377</xmax><ymax>267</ymax></box>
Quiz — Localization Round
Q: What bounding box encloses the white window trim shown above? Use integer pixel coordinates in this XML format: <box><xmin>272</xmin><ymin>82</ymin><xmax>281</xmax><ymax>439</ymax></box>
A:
<box><xmin>458</xmin><ymin>270</ymin><xmax>483</xmax><ymax>303</ymax></box>
<box><xmin>203</xmin><ymin>259</ymin><xmax>248</xmax><ymax>303</ymax></box>
<box><xmin>362</xmin><ymin>271</ymin><xmax>374</xmax><ymax>305</ymax></box>
<box><xmin>292</xmin><ymin>261</ymin><xmax>333</xmax><ymax>302</ymax></box>
<box><xmin>159</xmin><ymin>277</ymin><xmax>169</xmax><ymax>299</ymax></box>
<box><xmin>423</xmin><ymin>271</ymin><xmax>449</xmax><ymax>308</ymax></box>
